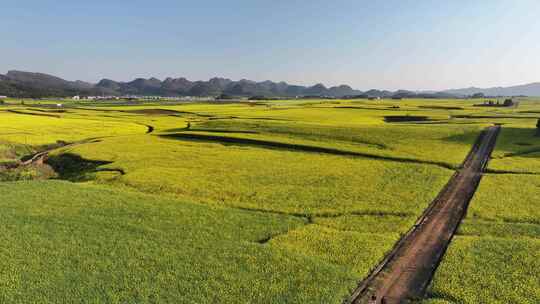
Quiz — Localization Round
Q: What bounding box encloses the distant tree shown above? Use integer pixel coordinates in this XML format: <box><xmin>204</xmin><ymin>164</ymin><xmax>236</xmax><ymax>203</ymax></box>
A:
<box><xmin>248</xmin><ymin>95</ymin><xmax>279</xmax><ymax>101</ymax></box>
<box><xmin>472</xmin><ymin>92</ymin><xmax>485</xmax><ymax>98</ymax></box>
<box><xmin>537</xmin><ymin>118</ymin><xmax>540</xmax><ymax>130</ymax></box>
<box><xmin>503</xmin><ymin>98</ymin><xmax>514</xmax><ymax>107</ymax></box>
<box><xmin>217</xmin><ymin>93</ymin><xmax>235</xmax><ymax>100</ymax></box>
<box><xmin>248</xmin><ymin>95</ymin><xmax>265</xmax><ymax>100</ymax></box>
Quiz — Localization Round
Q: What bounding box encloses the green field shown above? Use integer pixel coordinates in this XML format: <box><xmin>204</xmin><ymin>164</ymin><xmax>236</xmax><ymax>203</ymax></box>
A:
<box><xmin>425</xmin><ymin>102</ymin><xmax>540</xmax><ymax>304</ymax></box>
<box><xmin>0</xmin><ymin>98</ymin><xmax>539</xmax><ymax>303</ymax></box>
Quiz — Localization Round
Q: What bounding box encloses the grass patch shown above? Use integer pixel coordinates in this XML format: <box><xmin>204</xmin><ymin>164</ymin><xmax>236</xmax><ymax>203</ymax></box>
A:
<box><xmin>489</xmin><ymin>127</ymin><xmax>540</xmax><ymax>173</ymax></box>
<box><xmin>0</xmin><ymin>180</ymin><xmax>360</xmax><ymax>303</ymax></box>
<box><xmin>269</xmin><ymin>225</ymin><xmax>400</xmax><ymax>278</ymax></box>
<box><xmin>56</xmin><ymin>134</ymin><xmax>452</xmax><ymax>215</ymax></box>
<box><xmin>426</xmin><ymin>236</ymin><xmax>540</xmax><ymax>304</ymax></box>
<box><xmin>426</xmin><ymin>156</ymin><xmax>540</xmax><ymax>303</ymax></box>
<box><xmin>466</xmin><ymin>175</ymin><xmax>540</xmax><ymax>224</ymax></box>
<box><xmin>313</xmin><ymin>214</ymin><xmax>416</xmax><ymax>234</ymax></box>
<box><xmin>458</xmin><ymin>219</ymin><xmax>540</xmax><ymax>239</ymax></box>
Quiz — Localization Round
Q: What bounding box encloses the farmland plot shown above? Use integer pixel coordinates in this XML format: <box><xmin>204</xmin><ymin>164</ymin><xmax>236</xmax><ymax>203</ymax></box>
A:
<box><xmin>425</xmin><ymin>129</ymin><xmax>540</xmax><ymax>304</ymax></box>
<box><xmin>1</xmin><ymin>99</ymin><xmax>529</xmax><ymax>303</ymax></box>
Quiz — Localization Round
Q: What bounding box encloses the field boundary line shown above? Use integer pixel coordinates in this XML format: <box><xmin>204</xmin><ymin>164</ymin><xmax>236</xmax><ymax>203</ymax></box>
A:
<box><xmin>161</xmin><ymin>132</ymin><xmax>458</xmax><ymax>170</ymax></box>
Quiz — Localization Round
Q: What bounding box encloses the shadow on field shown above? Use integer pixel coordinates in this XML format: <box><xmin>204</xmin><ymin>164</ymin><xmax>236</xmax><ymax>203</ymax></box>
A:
<box><xmin>126</xmin><ymin>109</ymin><xmax>183</xmax><ymax>115</ymax></box>
<box><xmin>163</xmin><ymin>128</ymin><xmax>259</xmax><ymax>134</ymax></box>
<box><xmin>28</xmin><ymin>108</ymin><xmax>68</xmax><ymax>113</ymax></box>
<box><xmin>442</xmin><ymin>130</ymin><xmax>482</xmax><ymax>145</ymax></box>
<box><xmin>207</xmin><ymin>117</ymin><xmax>291</xmax><ymax>122</ymax></box>
<box><xmin>384</xmin><ymin>115</ymin><xmax>429</xmax><ymax>123</ymax></box>
<box><xmin>77</xmin><ymin>107</ymin><xmax>217</xmax><ymax>118</ymax></box>
<box><xmin>7</xmin><ymin>109</ymin><xmax>61</xmax><ymax>118</ymax></box>
<box><xmin>484</xmin><ymin>169</ymin><xmax>540</xmax><ymax>175</ymax></box>
<box><xmin>504</xmin><ymin>148</ymin><xmax>540</xmax><ymax>158</ymax></box>
<box><xmin>491</xmin><ymin>127</ymin><xmax>540</xmax><ymax>158</ymax></box>
<box><xmin>46</xmin><ymin>153</ymin><xmax>124</xmax><ymax>182</ymax></box>
<box><xmin>136</xmin><ymin>123</ymin><xmax>154</xmax><ymax>134</ymax></box>
<box><xmin>333</xmin><ymin>106</ymin><xmax>410</xmax><ymax>112</ymax></box>
<box><xmin>418</xmin><ymin>105</ymin><xmax>464</xmax><ymax>110</ymax></box>
<box><xmin>160</xmin><ymin>132</ymin><xmax>455</xmax><ymax>169</ymax></box>
<box><xmin>452</xmin><ymin>114</ymin><xmax>537</xmax><ymax>119</ymax></box>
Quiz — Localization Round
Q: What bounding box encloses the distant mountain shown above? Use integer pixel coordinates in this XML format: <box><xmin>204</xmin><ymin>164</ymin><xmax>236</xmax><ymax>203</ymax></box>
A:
<box><xmin>303</xmin><ymin>83</ymin><xmax>328</xmax><ymax>96</ymax></box>
<box><xmin>95</xmin><ymin>79</ymin><xmax>120</xmax><ymax>92</ymax></box>
<box><xmin>328</xmin><ymin>85</ymin><xmax>356</xmax><ymax>97</ymax></box>
<box><xmin>120</xmin><ymin>77</ymin><xmax>163</xmax><ymax>95</ymax></box>
<box><xmin>364</xmin><ymin>89</ymin><xmax>393</xmax><ymax>98</ymax></box>
<box><xmin>443</xmin><ymin>82</ymin><xmax>540</xmax><ymax>97</ymax></box>
<box><xmin>0</xmin><ymin>70</ymin><xmax>99</xmax><ymax>98</ymax></box>
<box><xmin>3</xmin><ymin>70</ymin><xmax>540</xmax><ymax>99</ymax></box>
<box><xmin>0</xmin><ymin>70</ymin><xmax>363</xmax><ymax>98</ymax></box>
<box><xmin>161</xmin><ymin>77</ymin><xmax>194</xmax><ymax>93</ymax></box>
<box><xmin>5</xmin><ymin>71</ymin><xmax>93</xmax><ymax>90</ymax></box>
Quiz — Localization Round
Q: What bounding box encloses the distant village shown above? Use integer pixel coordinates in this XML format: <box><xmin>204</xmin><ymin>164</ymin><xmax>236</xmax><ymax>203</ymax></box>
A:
<box><xmin>70</xmin><ymin>95</ymin><xmax>213</xmax><ymax>101</ymax></box>
<box><xmin>0</xmin><ymin>93</ymin><xmax>527</xmax><ymax>105</ymax></box>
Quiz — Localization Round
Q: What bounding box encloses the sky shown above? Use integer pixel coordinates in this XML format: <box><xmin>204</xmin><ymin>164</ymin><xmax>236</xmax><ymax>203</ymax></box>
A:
<box><xmin>1</xmin><ymin>0</ymin><xmax>540</xmax><ymax>91</ymax></box>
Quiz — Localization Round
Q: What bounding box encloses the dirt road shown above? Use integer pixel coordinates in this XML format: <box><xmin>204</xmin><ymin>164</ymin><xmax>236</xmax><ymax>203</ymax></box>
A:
<box><xmin>348</xmin><ymin>125</ymin><xmax>500</xmax><ymax>304</ymax></box>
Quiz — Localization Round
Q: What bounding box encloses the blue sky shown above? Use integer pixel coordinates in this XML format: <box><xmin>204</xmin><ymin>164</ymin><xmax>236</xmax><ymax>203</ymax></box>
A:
<box><xmin>2</xmin><ymin>0</ymin><xmax>539</xmax><ymax>90</ymax></box>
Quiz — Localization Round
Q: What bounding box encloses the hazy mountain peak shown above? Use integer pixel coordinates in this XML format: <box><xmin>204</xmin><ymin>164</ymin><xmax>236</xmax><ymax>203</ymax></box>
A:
<box><xmin>443</xmin><ymin>82</ymin><xmax>540</xmax><ymax>96</ymax></box>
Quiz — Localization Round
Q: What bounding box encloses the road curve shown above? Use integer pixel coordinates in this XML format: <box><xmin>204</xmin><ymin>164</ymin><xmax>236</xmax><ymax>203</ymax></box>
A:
<box><xmin>348</xmin><ymin>125</ymin><xmax>500</xmax><ymax>304</ymax></box>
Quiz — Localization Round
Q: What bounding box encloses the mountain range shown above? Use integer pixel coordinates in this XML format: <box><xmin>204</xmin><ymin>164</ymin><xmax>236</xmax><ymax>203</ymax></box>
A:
<box><xmin>1</xmin><ymin>70</ymin><xmax>540</xmax><ymax>98</ymax></box>
<box><xmin>0</xmin><ymin>70</ymin><xmax>363</xmax><ymax>98</ymax></box>
<box><xmin>442</xmin><ymin>83</ymin><xmax>540</xmax><ymax>97</ymax></box>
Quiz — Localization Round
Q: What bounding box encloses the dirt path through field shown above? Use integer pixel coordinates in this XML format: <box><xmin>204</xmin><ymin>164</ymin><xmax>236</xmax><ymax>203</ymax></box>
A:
<box><xmin>348</xmin><ymin>125</ymin><xmax>500</xmax><ymax>304</ymax></box>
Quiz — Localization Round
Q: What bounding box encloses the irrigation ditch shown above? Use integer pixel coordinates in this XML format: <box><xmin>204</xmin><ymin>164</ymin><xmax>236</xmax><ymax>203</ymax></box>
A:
<box><xmin>0</xmin><ymin>119</ymin><xmax>157</xmax><ymax>182</ymax></box>
<box><xmin>0</xmin><ymin>138</ymin><xmax>117</xmax><ymax>182</ymax></box>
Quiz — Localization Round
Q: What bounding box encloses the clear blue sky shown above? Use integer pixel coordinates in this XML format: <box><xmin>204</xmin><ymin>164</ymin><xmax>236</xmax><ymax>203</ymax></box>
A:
<box><xmin>2</xmin><ymin>0</ymin><xmax>539</xmax><ymax>90</ymax></box>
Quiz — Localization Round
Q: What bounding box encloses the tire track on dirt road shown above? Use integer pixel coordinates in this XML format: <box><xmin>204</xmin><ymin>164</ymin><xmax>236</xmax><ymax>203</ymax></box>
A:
<box><xmin>347</xmin><ymin>125</ymin><xmax>500</xmax><ymax>304</ymax></box>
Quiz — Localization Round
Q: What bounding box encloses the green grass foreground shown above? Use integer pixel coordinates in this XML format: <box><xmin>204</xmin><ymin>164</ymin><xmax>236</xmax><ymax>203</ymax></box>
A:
<box><xmin>426</xmin><ymin>237</ymin><xmax>540</xmax><ymax>304</ymax></box>
<box><xmin>0</xmin><ymin>180</ymin><xmax>359</xmax><ymax>303</ymax></box>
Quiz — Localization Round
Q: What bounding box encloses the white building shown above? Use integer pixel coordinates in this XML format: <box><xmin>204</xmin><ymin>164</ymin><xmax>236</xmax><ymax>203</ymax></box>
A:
<box><xmin>72</xmin><ymin>95</ymin><xmax>80</xmax><ymax>100</ymax></box>
<box><xmin>0</xmin><ymin>95</ymin><xmax>7</xmax><ymax>99</ymax></box>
